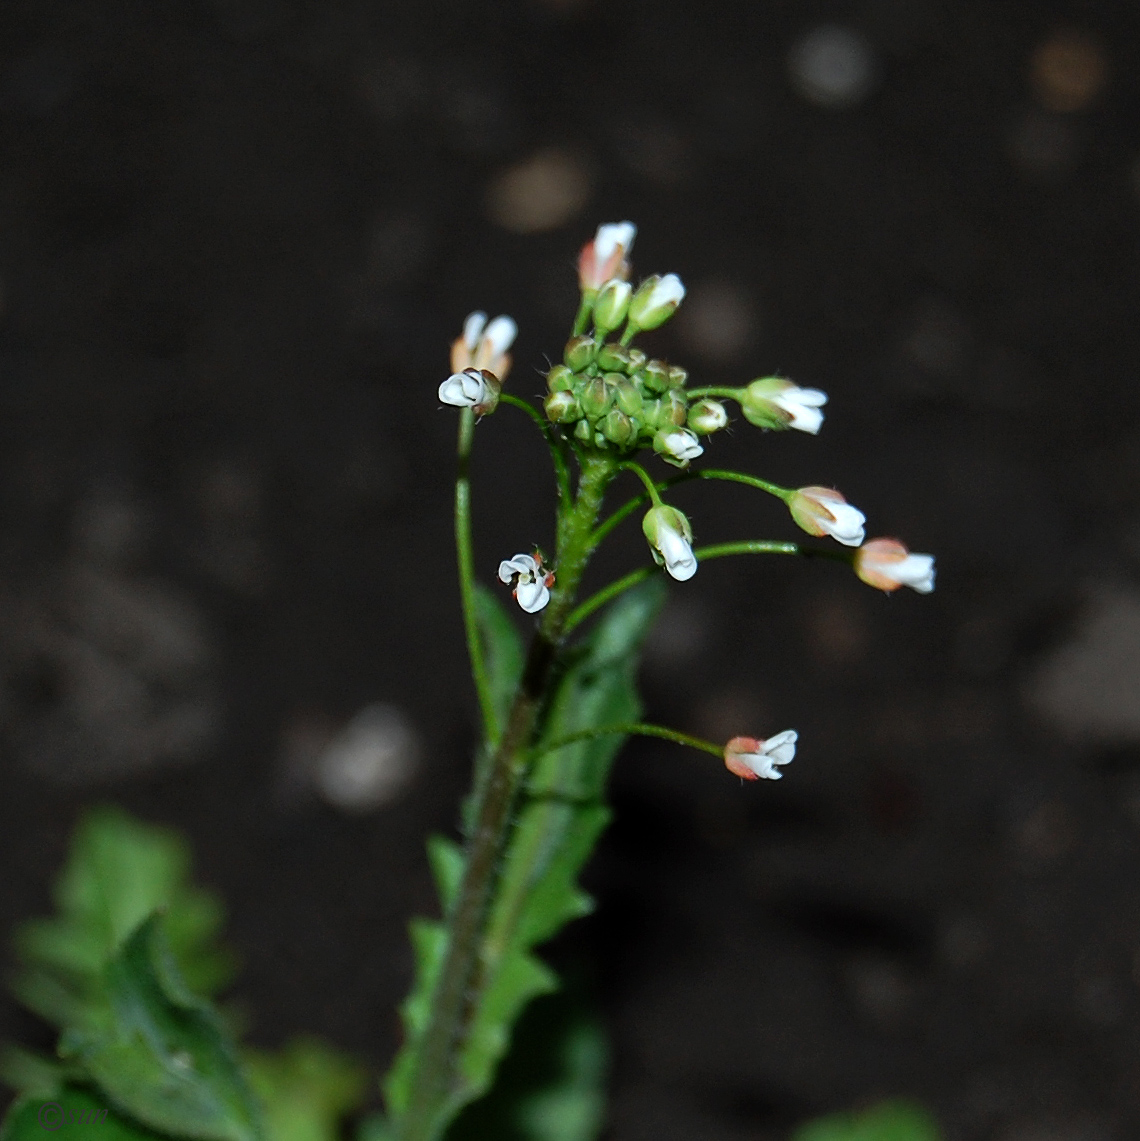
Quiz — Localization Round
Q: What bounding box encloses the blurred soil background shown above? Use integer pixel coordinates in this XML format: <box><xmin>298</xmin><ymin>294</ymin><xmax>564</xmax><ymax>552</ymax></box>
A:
<box><xmin>3</xmin><ymin>0</ymin><xmax>1140</xmax><ymax>1138</ymax></box>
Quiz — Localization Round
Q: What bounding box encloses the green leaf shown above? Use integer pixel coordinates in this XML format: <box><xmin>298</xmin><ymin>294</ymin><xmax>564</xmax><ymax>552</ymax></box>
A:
<box><xmin>793</xmin><ymin>1099</ymin><xmax>942</xmax><ymax>1141</ymax></box>
<box><xmin>244</xmin><ymin>1037</ymin><xmax>367</xmax><ymax>1141</ymax></box>
<box><xmin>425</xmin><ymin>836</ymin><xmax>466</xmax><ymax>914</ymax></box>
<box><xmin>61</xmin><ymin>915</ymin><xmax>263</xmax><ymax>1141</ymax></box>
<box><xmin>11</xmin><ymin>806</ymin><xmax>235</xmax><ymax>1031</ymax></box>
<box><xmin>473</xmin><ymin>582</ymin><xmax>525</xmax><ymax>736</ymax></box>
<box><xmin>1</xmin><ymin>1084</ymin><xmax>172</xmax><ymax>1140</ymax></box>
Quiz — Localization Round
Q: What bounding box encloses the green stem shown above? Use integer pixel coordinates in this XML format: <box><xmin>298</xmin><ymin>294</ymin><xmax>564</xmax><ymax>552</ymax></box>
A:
<box><xmin>616</xmin><ymin>460</ymin><xmax>664</xmax><ymax>507</ymax></box>
<box><xmin>618</xmin><ymin>324</ymin><xmax>636</xmax><ymax>346</ymax></box>
<box><xmin>699</xmin><ymin>468</ymin><xmax>791</xmax><ymax>501</ymax></box>
<box><xmin>398</xmin><ymin>451</ymin><xmax>618</xmax><ymax>1141</ymax></box>
<box><xmin>565</xmin><ymin>539</ymin><xmax>844</xmax><ymax>636</ymax></box>
<box><xmin>456</xmin><ymin>407</ymin><xmax>499</xmax><ymax>747</ymax></box>
<box><xmin>532</xmin><ymin>721</ymin><xmax>723</xmax><ymax>760</ymax></box>
<box><xmin>499</xmin><ymin>394</ymin><xmax>572</xmax><ymax>510</ymax></box>
<box><xmin>572</xmin><ymin>294</ymin><xmax>594</xmax><ymax>337</ymax></box>
<box><xmin>686</xmin><ymin>385</ymin><xmax>741</xmax><ymax>400</ymax></box>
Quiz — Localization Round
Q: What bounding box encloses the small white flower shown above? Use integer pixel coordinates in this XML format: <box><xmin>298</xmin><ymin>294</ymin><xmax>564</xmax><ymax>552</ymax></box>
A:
<box><xmin>687</xmin><ymin>399</ymin><xmax>729</xmax><ymax>435</ymax></box>
<box><xmin>741</xmin><ymin>377</ymin><xmax>828</xmax><ymax>434</ymax></box>
<box><xmin>788</xmin><ymin>486</ymin><xmax>866</xmax><ymax>547</ymax></box>
<box><xmin>642</xmin><ymin>505</ymin><xmax>697</xmax><ymax>582</ymax></box>
<box><xmin>723</xmin><ymin>730</ymin><xmax>798</xmax><ymax>780</ymax></box>
<box><xmin>653</xmin><ymin>427</ymin><xmax>703</xmax><ymax>468</ymax></box>
<box><xmin>854</xmin><ymin>538</ymin><xmax>936</xmax><ymax>594</ymax></box>
<box><xmin>578</xmin><ymin>222</ymin><xmax>637</xmax><ymax>291</ymax></box>
<box><xmin>498</xmin><ymin>553</ymin><xmax>554</xmax><ymax>613</ymax></box>
<box><xmin>439</xmin><ymin>367</ymin><xmax>493</xmax><ymax>408</ymax></box>
<box><xmin>450</xmin><ymin>311</ymin><xmax>517</xmax><ymax>377</ymax></box>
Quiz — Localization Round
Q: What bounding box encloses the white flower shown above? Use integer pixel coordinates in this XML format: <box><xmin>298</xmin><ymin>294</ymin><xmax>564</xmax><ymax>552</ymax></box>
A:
<box><xmin>653</xmin><ymin>427</ymin><xmax>703</xmax><ymax>469</ymax></box>
<box><xmin>854</xmin><ymin>538</ymin><xmax>936</xmax><ymax>594</ymax></box>
<box><xmin>741</xmin><ymin>377</ymin><xmax>828</xmax><ymax>434</ymax></box>
<box><xmin>450</xmin><ymin>311</ymin><xmax>517</xmax><ymax>378</ymax></box>
<box><xmin>498</xmin><ymin>553</ymin><xmax>554</xmax><ymax>613</ymax></box>
<box><xmin>687</xmin><ymin>399</ymin><xmax>729</xmax><ymax>435</ymax></box>
<box><xmin>439</xmin><ymin>367</ymin><xmax>495</xmax><ymax>409</ymax></box>
<box><xmin>578</xmin><ymin>222</ymin><xmax>637</xmax><ymax>291</ymax></box>
<box><xmin>788</xmin><ymin>486</ymin><xmax>866</xmax><ymax>546</ymax></box>
<box><xmin>628</xmin><ymin>273</ymin><xmax>686</xmax><ymax>331</ymax></box>
<box><xmin>723</xmin><ymin>730</ymin><xmax>798</xmax><ymax>780</ymax></box>
<box><xmin>642</xmin><ymin>505</ymin><xmax>697</xmax><ymax>582</ymax></box>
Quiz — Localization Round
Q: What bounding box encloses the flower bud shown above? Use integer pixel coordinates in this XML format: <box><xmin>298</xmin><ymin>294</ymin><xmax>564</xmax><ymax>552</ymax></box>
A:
<box><xmin>687</xmin><ymin>399</ymin><xmax>728</xmax><ymax>435</ymax></box>
<box><xmin>788</xmin><ymin>487</ymin><xmax>865</xmax><ymax>546</ymax></box>
<box><xmin>741</xmin><ymin>377</ymin><xmax>828</xmax><ymax>434</ymax></box>
<box><xmin>546</xmin><ymin>364</ymin><xmax>574</xmax><ymax>393</ymax></box>
<box><xmin>593</xmin><ymin>278</ymin><xmax>632</xmax><ymax>337</ymax></box>
<box><xmin>597</xmin><ymin>342</ymin><xmax>633</xmax><ymax>373</ymax></box>
<box><xmin>642</xmin><ymin>504</ymin><xmax>696</xmax><ymax>581</ymax></box>
<box><xmin>578</xmin><ymin>221</ymin><xmax>636</xmax><ymax>293</ymax></box>
<box><xmin>439</xmin><ymin>367</ymin><xmax>501</xmax><ymax>416</ymax></box>
<box><xmin>854</xmin><ymin>538</ymin><xmax>936</xmax><ymax>594</ymax></box>
<box><xmin>580</xmin><ymin>377</ymin><xmax>615</xmax><ymax>419</ymax></box>
<box><xmin>660</xmin><ymin>389</ymin><xmax>689</xmax><ymax>427</ymax></box>
<box><xmin>627</xmin><ymin>348</ymin><xmax>647</xmax><ymax>372</ymax></box>
<box><xmin>653</xmin><ymin>427</ymin><xmax>703</xmax><ymax>468</ymax></box>
<box><xmin>564</xmin><ymin>335</ymin><xmax>598</xmax><ymax>372</ymax></box>
<box><xmin>601</xmin><ymin>407</ymin><xmax>636</xmax><ymax>446</ymax></box>
<box><xmin>573</xmin><ymin>418</ymin><xmax>592</xmax><ymax>442</ymax></box>
<box><xmin>545</xmin><ymin>390</ymin><xmax>581</xmax><ymax>424</ymax></box>
<box><xmin>450</xmin><ymin>311</ymin><xmax>517</xmax><ymax>380</ymax></box>
<box><xmin>641</xmin><ymin>360</ymin><xmax>671</xmax><ymax>394</ymax></box>
<box><xmin>627</xmin><ymin>273</ymin><xmax>686</xmax><ymax>332</ymax></box>
<box><xmin>723</xmin><ymin>731</ymin><xmax>797</xmax><ymax>780</ymax></box>
<box><xmin>667</xmin><ymin>364</ymin><xmax>688</xmax><ymax>389</ymax></box>
<box><xmin>613</xmin><ymin>377</ymin><xmax>644</xmax><ymax>418</ymax></box>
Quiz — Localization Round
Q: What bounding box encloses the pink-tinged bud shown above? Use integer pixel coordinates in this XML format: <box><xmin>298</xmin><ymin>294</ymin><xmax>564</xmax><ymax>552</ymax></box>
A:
<box><xmin>854</xmin><ymin>538</ymin><xmax>936</xmax><ymax>594</ymax></box>
<box><xmin>723</xmin><ymin>730</ymin><xmax>798</xmax><ymax>780</ymax></box>
<box><xmin>578</xmin><ymin>221</ymin><xmax>637</xmax><ymax>292</ymax></box>
<box><xmin>450</xmin><ymin>311</ymin><xmax>517</xmax><ymax>380</ymax></box>
<box><xmin>788</xmin><ymin>487</ymin><xmax>866</xmax><ymax>547</ymax></box>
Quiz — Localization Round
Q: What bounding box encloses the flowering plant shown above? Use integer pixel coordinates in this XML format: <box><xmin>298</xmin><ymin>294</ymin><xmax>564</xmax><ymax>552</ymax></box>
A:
<box><xmin>0</xmin><ymin>223</ymin><xmax>935</xmax><ymax>1141</ymax></box>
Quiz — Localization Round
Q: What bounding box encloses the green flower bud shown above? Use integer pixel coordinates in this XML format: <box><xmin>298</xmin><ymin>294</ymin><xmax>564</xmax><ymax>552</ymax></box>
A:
<box><xmin>601</xmin><ymin>407</ymin><xmax>636</xmax><ymax>446</ymax></box>
<box><xmin>580</xmin><ymin>376</ymin><xmax>615</xmax><ymax>419</ymax></box>
<box><xmin>627</xmin><ymin>348</ymin><xmax>647</xmax><ymax>372</ymax></box>
<box><xmin>597</xmin><ymin>342</ymin><xmax>633</xmax><ymax>372</ymax></box>
<box><xmin>545</xmin><ymin>390</ymin><xmax>581</xmax><ymax>423</ymax></box>
<box><xmin>642</xmin><ymin>360</ymin><xmax>671</xmax><ymax>394</ymax></box>
<box><xmin>642</xmin><ymin>504</ymin><xmax>696</xmax><ymax>581</ymax></box>
<box><xmin>613</xmin><ymin>377</ymin><xmax>644</xmax><ymax>417</ymax></box>
<box><xmin>546</xmin><ymin>364</ymin><xmax>574</xmax><ymax>393</ymax></box>
<box><xmin>653</xmin><ymin>427</ymin><xmax>704</xmax><ymax>468</ymax></box>
<box><xmin>661</xmin><ymin>389</ymin><xmax>688</xmax><ymax>427</ymax></box>
<box><xmin>564</xmin><ymin>335</ymin><xmax>598</xmax><ymax>372</ymax></box>
<box><xmin>627</xmin><ymin>273</ymin><xmax>686</xmax><ymax>332</ymax></box>
<box><xmin>687</xmin><ymin>398</ymin><xmax>728</xmax><ymax>435</ymax></box>
<box><xmin>592</xmin><ymin>279</ymin><xmax>633</xmax><ymax>338</ymax></box>
<box><xmin>573</xmin><ymin>418</ymin><xmax>593</xmax><ymax>442</ymax></box>
<box><xmin>741</xmin><ymin>377</ymin><xmax>828</xmax><ymax>434</ymax></box>
<box><xmin>667</xmin><ymin>365</ymin><xmax>688</xmax><ymax>389</ymax></box>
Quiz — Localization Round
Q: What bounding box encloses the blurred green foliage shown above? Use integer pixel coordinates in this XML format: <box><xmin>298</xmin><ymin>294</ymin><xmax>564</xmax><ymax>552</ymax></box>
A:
<box><xmin>793</xmin><ymin>1099</ymin><xmax>942</xmax><ymax>1141</ymax></box>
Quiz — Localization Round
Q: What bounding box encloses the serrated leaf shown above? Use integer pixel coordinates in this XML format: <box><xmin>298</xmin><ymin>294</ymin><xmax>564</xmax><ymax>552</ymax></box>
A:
<box><xmin>11</xmin><ymin>806</ymin><xmax>235</xmax><ymax>1032</ymax></box>
<box><xmin>61</xmin><ymin>915</ymin><xmax>263</xmax><ymax>1141</ymax></box>
<box><xmin>244</xmin><ymin>1037</ymin><xmax>367</xmax><ymax>1141</ymax></box>
<box><xmin>473</xmin><ymin>582</ymin><xmax>525</xmax><ymax>736</ymax></box>
<box><xmin>794</xmin><ymin>1099</ymin><xmax>942</xmax><ymax>1141</ymax></box>
<box><xmin>1</xmin><ymin>1085</ymin><xmax>171</xmax><ymax>1140</ymax></box>
<box><xmin>425</xmin><ymin>837</ymin><xmax>466</xmax><ymax>914</ymax></box>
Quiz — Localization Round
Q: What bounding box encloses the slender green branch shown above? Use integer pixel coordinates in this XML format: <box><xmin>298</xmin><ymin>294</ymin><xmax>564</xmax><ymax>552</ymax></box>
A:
<box><xmin>455</xmin><ymin>407</ymin><xmax>499</xmax><ymax>747</ymax></box>
<box><xmin>699</xmin><ymin>468</ymin><xmax>791</xmax><ymax>501</ymax></box>
<box><xmin>616</xmin><ymin>460</ymin><xmax>664</xmax><ymax>507</ymax></box>
<box><xmin>499</xmin><ymin>393</ymin><xmax>572</xmax><ymax>509</ymax></box>
<box><xmin>686</xmin><ymin>385</ymin><xmax>741</xmax><ymax>400</ymax></box>
<box><xmin>572</xmin><ymin>294</ymin><xmax>594</xmax><ymax>337</ymax></box>
<box><xmin>531</xmin><ymin>721</ymin><xmax>723</xmax><ymax>760</ymax></box>
<box><xmin>565</xmin><ymin>538</ymin><xmax>849</xmax><ymax>636</ymax></box>
<box><xmin>564</xmin><ymin>565</ymin><xmax>656</xmax><ymax>635</ymax></box>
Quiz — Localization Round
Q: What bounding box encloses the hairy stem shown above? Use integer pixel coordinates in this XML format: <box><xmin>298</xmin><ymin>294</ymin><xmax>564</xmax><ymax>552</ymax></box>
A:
<box><xmin>531</xmin><ymin>721</ymin><xmax>723</xmax><ymax>760</ymax></box>
<box><xmin>397</xmin><ymin>451</ymin><xmax>617</xmax><ymax>1141</ymax></box>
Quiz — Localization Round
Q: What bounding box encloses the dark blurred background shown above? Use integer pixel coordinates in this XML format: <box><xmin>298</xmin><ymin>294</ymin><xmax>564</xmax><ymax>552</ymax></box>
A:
<box><xmin>2</xmin><ymin>0</ymin><xmax>1140</xmax><ymax>1137</ymax></box>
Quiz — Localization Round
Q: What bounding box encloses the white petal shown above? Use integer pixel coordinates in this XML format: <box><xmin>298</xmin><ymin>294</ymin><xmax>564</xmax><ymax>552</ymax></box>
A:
<box><xmin>595</xmin><ymin>221</ymin><xmax>636</xmax><ymax>260</ymax></box>
<box><xmin>649</xmin><ymin>273</ymin><xmax>685</xmax><ymax>308</ymax></box>
<box><xmin>782</xmin><ymin>400</ymin><xmax>824</xmax><ymax>434</ymax></box>
<box><xmin>482</xmin><ymin>315</ymin><xmax>517</xmax><ymax>358</ymax></box>
<box><xmin>762</xmin><ymin>729</ymin><xmax>798</xmax><ymax>766</ymax></box>
<box><xmin>463</xmin><ymin>311</ymin><xmax>487</xmax><ymax>352</ymax></box>
<box><xmin>515</xmin><ymin>579</ymin><xmax>550</xmax><ymax>613</ymax></box>
<box><xmin>887</xmin><ymin>553</ymin><xmax>935</xmax><ymax>593</ymax></box>
<box><xmin>439</xmin><ymin>371</ymin><xmax>485</xmax><ymax>407</ymax></box>
<box><xmin>823</xmin><ymin>502</ymin><xmax>866</xmax><ymax>546</ymax></box>
<box><xmin>793</xmin><ymin>387</ymin><xmax>828</xmax><ymax>407</ymax></box>
<box><xmin>498</xmin><ymin>553</ymin><xmax>539</xmax><ymax>583</ymax></box>
<box><xmin>659</xmin><ymin>527</ymin><xmax>697</xmax><ymax>581</ymax></box>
